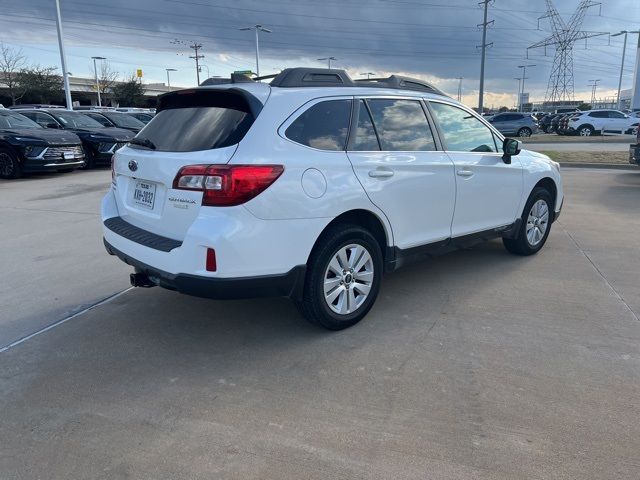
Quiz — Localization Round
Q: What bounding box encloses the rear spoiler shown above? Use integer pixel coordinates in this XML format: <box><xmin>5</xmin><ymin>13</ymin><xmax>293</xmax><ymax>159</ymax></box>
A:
<box><xmin>156</xmin><ymin>87</ymin><xmax>264</xmax><ymax>119</ymax></box>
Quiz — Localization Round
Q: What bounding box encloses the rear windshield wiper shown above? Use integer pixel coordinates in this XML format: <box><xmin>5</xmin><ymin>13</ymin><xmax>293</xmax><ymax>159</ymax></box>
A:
<box><xmin>129</xmin><ymin>137</ymin><xmax>156</xmax><ymax>150</ymax></box>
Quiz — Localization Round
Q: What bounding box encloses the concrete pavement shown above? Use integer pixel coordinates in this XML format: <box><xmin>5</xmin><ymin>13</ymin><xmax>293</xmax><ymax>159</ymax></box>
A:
<box><xmin>1</xmin><ymin>168</ymin><xmax>639</xmax><ymax>479</ymax></box>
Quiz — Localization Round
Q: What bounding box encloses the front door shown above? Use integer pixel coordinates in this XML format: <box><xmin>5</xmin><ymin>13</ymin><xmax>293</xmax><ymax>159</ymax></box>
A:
<box><xmin>346</xmin><ymin>98</ymin><xmax>456</xmax><ymax>249</ymax></box>
<box><xmin>428</xmin><ymin>101</ymin><xmax>524</xmax><ymax>237</ymax></box>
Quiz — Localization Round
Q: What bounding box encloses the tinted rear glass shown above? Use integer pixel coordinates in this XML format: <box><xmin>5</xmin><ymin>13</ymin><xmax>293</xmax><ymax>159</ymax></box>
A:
<box><xmin>54</xmin><ymin>111</ymin><xmax>104</xmax><ymax>128</ymax></box>
<box><xmin>135</xmin><ymin>90</ymin><xmax>257</xmax><ymax>152</ymax></box>
<box><xmin>103</xmin><ymin>112</ymin><xmax>145</xmax><ymax>128</ymax></box>
<box><xmin>285</xmin><ymin>100</ymin><xmax>351</xmax><ymax>151</ymax></box>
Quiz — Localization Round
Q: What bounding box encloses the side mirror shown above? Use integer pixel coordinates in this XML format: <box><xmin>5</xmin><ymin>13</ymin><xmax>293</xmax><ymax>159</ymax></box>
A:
<box><xmin>502</xmin><ymin>138</ymin><xmax>522</xmax><ymax>164</ymax></box>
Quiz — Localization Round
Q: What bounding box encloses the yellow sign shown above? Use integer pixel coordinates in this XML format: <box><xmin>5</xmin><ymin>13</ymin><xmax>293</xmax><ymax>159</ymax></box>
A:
<box><xmin>136</xmin><ymin>69</ymin><xmax>143</xmax><ymax>78</ymax></box>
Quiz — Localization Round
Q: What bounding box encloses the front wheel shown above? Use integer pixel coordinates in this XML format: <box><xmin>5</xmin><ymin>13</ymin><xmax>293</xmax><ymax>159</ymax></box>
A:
<box><xmin>0</xmin><ymin>148</ymin><xmax>21</xmax><ymax>179</ymax></box>
<box><xmin>503</xmin><ymin>187</ymin><xmax>553</xmax><ymax>256</ymax></box>
<box><xmin>577</xmin><ymin>125</ymin><xmax>594</xmax><ymax>137</ymax></box>
<box><xmin>297</xmin><ymin>224</ymin><xmax>383</xmax><ymax>330</ymax></box>
<box><xmin>517</xmin><ymin>127</ymin><xmax>532</xmax><ymax>137</ymax></box>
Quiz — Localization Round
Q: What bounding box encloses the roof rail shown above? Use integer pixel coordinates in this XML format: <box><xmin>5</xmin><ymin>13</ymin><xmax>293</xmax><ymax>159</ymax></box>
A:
<box><xmin>355</xmin><ymin>75</ymin><xmax>446</xmax><ymax>96</ymax></box>
<box><xmin>270</xmin><ymin>68</ymin><xmax>355</xmax><ymax>87</ymax></box>
<box><xmin>268</xmin><ymin>68</ymin><xmax>448</xmax><ymax>96</ymax></box>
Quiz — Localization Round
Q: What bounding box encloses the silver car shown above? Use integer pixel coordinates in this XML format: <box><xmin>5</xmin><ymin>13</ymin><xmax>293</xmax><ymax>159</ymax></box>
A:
<box><xmin>489</xmin><ymin>112</ymin><xmax>538</xmax><ymax>137</ymax></box>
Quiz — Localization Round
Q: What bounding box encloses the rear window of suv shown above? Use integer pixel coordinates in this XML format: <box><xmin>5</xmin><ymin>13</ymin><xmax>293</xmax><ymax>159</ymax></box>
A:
<box><xmin>134</xmin><ymin>90</ymin><xmax>257</xmax><ymax>152</ymax></box>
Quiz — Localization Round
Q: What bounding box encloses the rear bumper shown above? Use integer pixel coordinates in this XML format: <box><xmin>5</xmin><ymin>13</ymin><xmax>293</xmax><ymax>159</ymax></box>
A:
<box><xmin>104</xmin><ymin>239</ymin><xmax>306</xmax><ymax>300</ymax></box>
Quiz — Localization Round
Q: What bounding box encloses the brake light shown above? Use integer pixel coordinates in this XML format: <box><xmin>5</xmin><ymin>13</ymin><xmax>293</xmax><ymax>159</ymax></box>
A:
<box><xmin>570</xmin><ymin>116</ymin><xmax>581</xmax><ymax>121</ymax></box>
<box><xmin>206</xmin><ymin>248</ymin><xmax>217</xmax><ymax>272</ymax></box>
<box><xmin>111</xmin><ymin>154</ymin><xmax>116</xmax><ymax>184</ymax></box>
<box><xmin>173</xmin><ymin>164</ymin><xmax>284</xmax><ymax>206</ymax></box>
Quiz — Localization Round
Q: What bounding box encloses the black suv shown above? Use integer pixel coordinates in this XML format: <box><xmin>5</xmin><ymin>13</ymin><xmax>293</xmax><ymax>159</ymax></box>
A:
<box><xmin>17</xmin><ymin>109</ymin><xmax>134</xmax><ymax>168</ymax></box>
<box><xmin>0</xmin><ymin>109</ymin><xmax>85</xmax><ymax>179</ymax></box>
<box><xmin>81</xmin><ymin>111</ymin><xmax>145</xmax><ymax>133</ymax></box>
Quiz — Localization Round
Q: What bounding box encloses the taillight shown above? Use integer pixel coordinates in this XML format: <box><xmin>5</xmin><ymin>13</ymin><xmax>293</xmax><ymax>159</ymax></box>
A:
<box><xmin>111</xmin><ymin>154</ymin><xmax>116</xmax><ymax>184</ymax></box>
<box><xmin>173</xmin><ymin>164</ymin><xmax>284</xmax><ymax>206</ymax></box>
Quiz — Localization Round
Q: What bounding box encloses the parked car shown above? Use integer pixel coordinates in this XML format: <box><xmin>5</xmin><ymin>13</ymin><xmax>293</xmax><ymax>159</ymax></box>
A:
<box><xmin>538</xmin><ymin>113</ymin><xmax>559</xmax><ymax>133</ymax></box>
<box><xmin>81</xmin><ymin>111</ymin><xmax>146</xmax><ymax>133</ymax></box>
<box><xmin>488</xmin><ymin>112</ymin><xmax>538</xmax><ymax>137</ymax></box>
<box><xmin>554</xmin><ymin>114</ymin><xmax>572</xmax><ymax>135</ymax></box>
<box><xmin>630</xmin><ymin>121</ymin><xmax>640</xmax><ymax>166</ymax></box>
<box><xmin>126</xmin><ymin>112</ymin><xmax>154</xmax><ymax>124</ymax></box>
<box><xmin>563</xmin><ymin>109</ymin><xmax>639</xmax><ymax>136</ymax></box>
<box><xmin>102</xmin><ymin>68</ymin><xmax>564</xmax><ymax>330</ymax></box>
<box><xmin>0</xmin><ymin>110</ymin><xmax>84</xmax><ymax>179</ymax></box>
<box><xmin>17</xmin><ymin>109</ymin><xmax>134</xmax><ymax>167</ymax></box>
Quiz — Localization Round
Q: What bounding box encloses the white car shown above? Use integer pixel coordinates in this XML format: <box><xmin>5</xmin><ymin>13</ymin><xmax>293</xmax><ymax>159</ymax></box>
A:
<box><xmin>565</xmin><ymin>109</ymin><xmax>639</xmax><ymax>136</ymax></box>
<box><xmin>102</xmin><ymin>68</ymin><xmax>564</xmax><ymax>330</ymax></box>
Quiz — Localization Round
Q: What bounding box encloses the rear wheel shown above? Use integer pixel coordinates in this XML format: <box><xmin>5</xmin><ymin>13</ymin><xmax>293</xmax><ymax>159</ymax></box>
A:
<box><xmin>0</xmin><ymin>148</ymin><xmax>21</xmax><ymax>179</ymax></box>
<box><xmin>517</xmin><ymin>127</ymin><xmax>532</xmax><ymax>137</ymax></box>
<box><xmin>503</xmin><ymin>187</ymin><xmax>553</xmax><ymax>256</ymax></box>
<box><xmin>81</xmin><ymin>146</ymin><xmax>95</xmax><ymax>169</ymax></box>
<box><xmin>577</xmin><ymin>125</ymin><xmax>594</xmax><ymax>137</ymax></box>
<box><xmin>297</xmin><ymin>224</ymin><xmax>383</xmax><ymax>330</ymax></box>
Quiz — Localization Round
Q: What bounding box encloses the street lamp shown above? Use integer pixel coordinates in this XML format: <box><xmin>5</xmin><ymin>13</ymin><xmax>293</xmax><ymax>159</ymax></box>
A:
<box><xmin>166</xmin><ymin>68</ymin><xmax>177</xmax><ymax>90</ymax></box>
<box><xmin>91</xmin><ymin>56</ymin><xmax>106</xmax><ymax>107</ymax></box>
<box><xmin>360</xmin><ymin>72</ymin><xmax>375</xmax><ymax>79</ymax></box>
<box><xmin>239</xmin><ymin>24</ymin><xmax>271</xmax><ymax>78</ymax></box>
<box><xmin>612</xmin><ymin>30</ymin><xmax>640</xmax><ymax>109</ymax></box>
<box><xmin>318</xmin><ymin>57</ymin><xmax>337</xmax><ymax>69</ymax></box>
<box><xmin>517</xmin><ymin>64</ymin><xmax>536</xmax><ymax>112</ymax></box>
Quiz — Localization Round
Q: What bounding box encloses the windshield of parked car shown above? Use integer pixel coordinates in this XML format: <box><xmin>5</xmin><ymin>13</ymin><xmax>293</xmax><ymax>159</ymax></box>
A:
<box><xmin>53</xmin><ymin>111</ymin><xmax>104</xmax><ymax>128</ymax></box>
<box><xmin>0</xmin><ymin>112</ymin><xmax>43</xmax><ymax>129</ymax></box>
<box><xmin>102</xmin><ymin>112</ymin><xmax>145</xmax><ymax>129</ymax></box>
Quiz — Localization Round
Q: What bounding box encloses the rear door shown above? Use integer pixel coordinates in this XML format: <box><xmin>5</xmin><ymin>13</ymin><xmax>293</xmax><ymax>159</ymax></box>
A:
<box><xmin>607</xmin><ymin>110</ymin><xmax>629</xmax><ymax>133</ymax></box>
<box><xmin>112</xmin><ymin>89</ymin><xmax>258</xmax><ymax>240</ymax></box>
<box><xmin>428</xmin><ymin>100</ymin><xmax>523</xmax><ymax>237</ymax></box>
<box><xmin>346</xmin><ymin>98</ymin><xmax>455</xmax><ymax>249</ymax></box>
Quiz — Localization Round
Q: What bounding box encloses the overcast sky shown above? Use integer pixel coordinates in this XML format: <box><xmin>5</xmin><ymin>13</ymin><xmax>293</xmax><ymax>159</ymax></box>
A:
<box><xmin>1</xmin><ymin>0</ymin><xmax>639</xmax><ymax>108</ymax></box>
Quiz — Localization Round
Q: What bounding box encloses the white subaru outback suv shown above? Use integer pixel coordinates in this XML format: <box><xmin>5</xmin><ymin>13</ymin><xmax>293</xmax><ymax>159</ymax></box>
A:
<box><xmin>102</xmin><ymin>68</ymin><xmax>563</xmax><ymax>330</ymax></box>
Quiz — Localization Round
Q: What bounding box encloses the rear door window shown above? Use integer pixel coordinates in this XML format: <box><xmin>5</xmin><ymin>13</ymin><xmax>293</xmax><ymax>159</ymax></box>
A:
<box><xmin>135</xmin><ymin>90</ymin><xmax>258</xmax><ymax>152</ymax></box>
<box><xmin>285</xmin><ymin>99</ymin><xmax>351</xmax><ymax>151</ymax></box>
<box><xmin>366</xmin><ymin>99</ymin><xmax>436</xmax><ymax>151</ymax></box>
<box><xmin>350</xmin><ymin>100</ymin><xmax>380</xmax><ymax>151</ymax></box>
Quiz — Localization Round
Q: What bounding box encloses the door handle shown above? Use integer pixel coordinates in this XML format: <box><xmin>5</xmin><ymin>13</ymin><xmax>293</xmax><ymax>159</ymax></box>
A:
<box><xmin>368</xmin><ymin>169</ymin><xmax>394</xmax><ymax>178</ymax></box>
<box><xmin>456</xmin><ymin>169</ymin><xmax>474</xmax><ymax>177</ymax></box>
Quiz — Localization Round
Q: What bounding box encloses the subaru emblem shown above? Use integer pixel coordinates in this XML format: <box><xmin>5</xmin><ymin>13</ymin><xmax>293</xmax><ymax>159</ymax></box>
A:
<box><xmin>128</xmin><ymin>160</ymin><xmax>138</xmax><ymax>172</ymax></box>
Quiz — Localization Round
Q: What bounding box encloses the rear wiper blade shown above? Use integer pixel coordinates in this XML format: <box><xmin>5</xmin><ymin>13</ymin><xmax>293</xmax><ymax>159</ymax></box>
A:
<box><xmin>129</xmin><ymin>137</ymin><xmax>156</xmax><ymax>150</ymax></box>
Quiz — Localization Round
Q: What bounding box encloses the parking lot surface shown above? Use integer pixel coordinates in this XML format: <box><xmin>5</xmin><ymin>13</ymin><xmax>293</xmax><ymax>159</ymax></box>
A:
<box><xmin>1</xmin><ymin>168</ymin><xmax>639</xmax><ymax>479</ymax></box>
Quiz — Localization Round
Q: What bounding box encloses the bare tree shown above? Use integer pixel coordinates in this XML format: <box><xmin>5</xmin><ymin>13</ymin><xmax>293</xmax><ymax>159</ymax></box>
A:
<box><xmin>0</xmin><ymin>42</ymin><xmax>27</xmax><ymax>105</ymax></box>
<box><xmin>89</xmin><ymin>60</ymin><xmax>118</xmax><ymax>96</ymax></box>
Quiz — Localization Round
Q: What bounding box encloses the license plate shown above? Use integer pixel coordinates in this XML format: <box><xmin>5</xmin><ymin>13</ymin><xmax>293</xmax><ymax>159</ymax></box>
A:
<box><xmin>132</xmin><ymin>180</ymin><xmax>157</xmax><ymax>210</ymax></box>
<box><xmin>63</xmin><ymin>151</ymin><xmax>74</xmax><ymax>160</ymax></box>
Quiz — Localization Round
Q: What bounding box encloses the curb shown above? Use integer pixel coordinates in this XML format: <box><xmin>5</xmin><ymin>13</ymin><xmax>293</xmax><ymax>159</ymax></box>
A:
<box><xmin>559</xmin><ymin>162</ymin><xmax>638</xmax><ymax>170</ymax></box>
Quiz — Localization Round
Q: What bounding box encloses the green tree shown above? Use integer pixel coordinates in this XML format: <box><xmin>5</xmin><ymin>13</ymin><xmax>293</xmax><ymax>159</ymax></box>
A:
<box><xmin>112</xmin><ymin>75</ymin><xmax>146</xmax><ymax>107</ymax></box>
<box><xmin>17</xmin><ymin>66</ymin><xmax>63</xmax><ymax>104</ymax></box>
<box><xmin>498</xmin><ymin>106</ymin><xmax>509</xmax><ymax>112</ymax></box>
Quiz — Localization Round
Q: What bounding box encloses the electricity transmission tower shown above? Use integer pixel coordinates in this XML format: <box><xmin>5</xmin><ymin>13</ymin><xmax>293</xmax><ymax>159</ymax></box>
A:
<box><xmin>527</xmin><ymin>0</ymin><xmax>607</xmax><ymax>104</ymax></box>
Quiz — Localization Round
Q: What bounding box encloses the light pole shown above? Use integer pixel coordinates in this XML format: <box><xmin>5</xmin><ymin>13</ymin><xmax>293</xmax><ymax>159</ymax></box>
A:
<box><xmin>54</xmin><ymin>0</ymin><xmax>72</xmax><ymax>109</ymax></box>
<box><xmin>517</xmin><ymin>64</ymin><xmax>535</xmax><ymax>111</ymax></box>
<box><xmin>318</xmin><ymin>57</ymin><xmax>337</xmax><ymax>69</ymax></box>
<box><xmin>198</xmin><ymin>64</ymin><xmax>210</xmax><ymax>79</ymax></box>
<box><xmin>612</xmin><ymin>30</ymin><xmax>640</xmax><ymax>109</ymax></box>
<box><xmin>239</xmin><ymin>25</ymin><xmax>271</xmax><ymax>78</ymax></box>
<box><xmin>91</xmin><ymin>56</ymin><xmax>106</xmax><ymax>107</ymax></box>
<box><xmin>514</xmin><ymin>78</ymin><xmax>522</xmax><ymax>109</ymax></box>
<box><xmin>360</xmin><ymin>72</ymin><xmax>375</xmax><ymax>79</ymax></box>
<box><xmin>166</xmin><ymin>68</ymin><xmax>177</xmax><ymax>90</ymax></box>
<box><xmin>456</xmin><ymin>77</ymin><xmax>464</xmax><ymax>101</ymax></box>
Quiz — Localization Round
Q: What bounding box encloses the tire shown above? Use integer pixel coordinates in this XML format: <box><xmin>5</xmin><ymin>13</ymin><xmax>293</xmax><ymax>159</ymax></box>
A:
<box><xmin>503</xmin><ymin>187</ymin><xmax>554</xmax><ymax>256</ymax></box>
<box><xmin>81</xmin><ymin>146</ymin><xmax>95</xmax><ymax>169</ymax></box>
<box><xmin>0</xmin><ymin>147</ymin><xmax>21</xmax><ymax>179</ymax></box>
<box><xmin>297</xmin><ymin>224</ymin><xmax>383</xmax><ymax>330</ymax></box>
<box><xmin>577</xmin><ymin>125</ymin><xmax>594</xmax><ymax>137</ymax></box>
<box><xmin>517</xmin><ymin>127</ymin><xmax>532</xmax><ymax>137</ymax></box>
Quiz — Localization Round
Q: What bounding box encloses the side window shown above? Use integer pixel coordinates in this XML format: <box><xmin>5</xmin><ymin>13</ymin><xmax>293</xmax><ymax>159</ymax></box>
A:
<box><xmin>350</xmin><ymin>100</ymin><xmax>380</xmax><ymax>151</ymax></box>
<box><xmin>35</xmin><ymin>112</ymin><xmax>55</xmax><ymax>126</ymax></box>
<box><xmin>589</xmin><ymin>111</ymin><xmax>606</xmax><ymax>118</ymax></box>
<box><xmin>285</xmin><ymin>99</ymin><xmax>351</xmax><ymax>151</ymax></box>
<box><xmin>87</xmin><ymin>113</ymin><xmax>111</xmax><ymax>127</ymax></box>
<box><xmin>366</xmin><ymin>99</ymin><xmax>436</xmax><ymax>151</ymax></box>
<box><xmin>429</xmin><ymin>102</ymin><xmax>497</xmax><ymax>153</ymax></box>
<box><xmin>608</xmin><ymin>111</ymin><xmax>625</xmax><ymax>119</ymax></box>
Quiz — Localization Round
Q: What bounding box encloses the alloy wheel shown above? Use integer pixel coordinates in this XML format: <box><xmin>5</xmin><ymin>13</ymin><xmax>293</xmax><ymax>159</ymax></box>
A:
<box><xmin>323</xmin><ymin>243</ymin><xmax>374</xmax><ymax>315</ymax></box>
<box><xmin>0</xmin><ymin>152</ymin><xmax>15</xmax><ymax>178</ymax></box>
<box><xmin>526</xmin><ymin>199</ymin><xmax>549</xmax><ymax>247</ymax></box>
<box><xmin>579</xmin><ymin>127</ymin><xmax>592</xmax><ymax>136</ymax></box>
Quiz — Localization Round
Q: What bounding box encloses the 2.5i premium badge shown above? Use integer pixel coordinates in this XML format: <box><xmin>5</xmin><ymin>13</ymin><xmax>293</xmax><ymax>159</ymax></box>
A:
<box><xmin>168</xmin><ymin>196</ymin><xmax>197</xmax><ymax>209</ymax></box>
